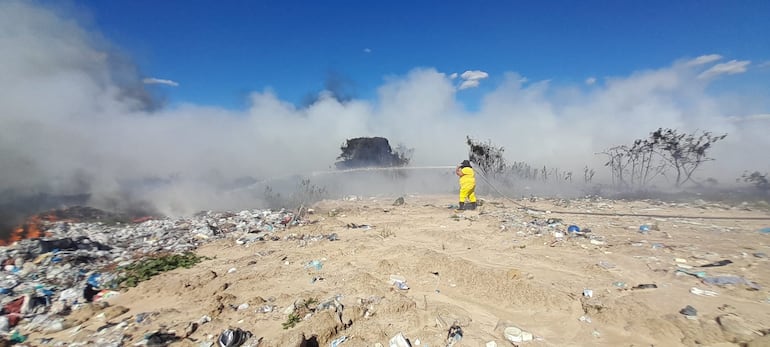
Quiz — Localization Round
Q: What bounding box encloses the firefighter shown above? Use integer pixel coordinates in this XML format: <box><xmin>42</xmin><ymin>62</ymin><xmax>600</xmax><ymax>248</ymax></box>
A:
<box><xmin>455</xmin><ymin>160</ymin><xmax>476</xmax><ymax>210</ymax></box>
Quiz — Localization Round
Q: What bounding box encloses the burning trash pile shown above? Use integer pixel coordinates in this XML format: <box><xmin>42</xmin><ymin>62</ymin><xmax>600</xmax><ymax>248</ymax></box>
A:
<box><xmin>0</xmin><ymin>205</ymin><xmax>310</xmax><ymax>344</ymax></box>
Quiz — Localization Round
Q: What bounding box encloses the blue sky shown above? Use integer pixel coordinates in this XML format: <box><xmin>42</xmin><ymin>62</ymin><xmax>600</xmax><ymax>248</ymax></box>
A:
<box><xmin>68</xmin><ymin>0</ymin><xmax>770</xmax><ymax>110</ymax></box>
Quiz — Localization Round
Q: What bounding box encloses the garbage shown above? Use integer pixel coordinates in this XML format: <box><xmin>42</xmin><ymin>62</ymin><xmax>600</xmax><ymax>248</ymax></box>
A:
<box><xmin>389</xmin><ymin>275</ymin><xmax>409</xmax><ymax>290</ymax></box>
<box><xmin>582</xmin><ymin>289</ymin><xmax>593</xmax><ymax>298</ymax></box>
<box><xmin>393</xmin><ymin>197</ymin><xmax>405</xmax><ymax>206</ymax></box>
<box><xmin>699</xmin><ymin>259</ymin><xmax>733</xmax><ymax>267</ymax></box>
<box><xmin>389</xmin><ymin>332</ymin><xmax>412</xmax><ymax>347</ymax></box>
<box><xmin>330</xmin><ymin>335</ymin><xmax>348</xmax><ymax>347</ymax></box>
<box><xmin>679</xmin><ymin>305</ymin><xmax>698</xmax><ymax>319</ymax></box>
<box><xmin>503</xmin><ymin>326</ymin><xmax>533</xmax><ymax>343</ymax></box>
<box><xmin>690</xmin><ymin>287</ymin><xmax>719</xmax><ymax>297</ymax></box>
<box><xmin>631</xmin><ymin>284</ymin><xmax>658</xmax><ymax>290</ymax></box>
<box><xmin>218</xmin><ymin>328</ymin><xmax>253</xmax><ymax>347</ymax></box>
<box><xmin>612</xmin><ymin>281</ymin><xmax>626</xmax><ymax>288</ymax></box>
<box><xmin>305</xmin><ymin>260</ymin><xmax>323</xmax><ymax>271</ymax></box>
<box><xmin>145</xmin><ymin>330</ymin><xmax>180</xmax><ymax>346</ymax></box>
<box><xmin>702</xmin><ymin>276</ymin><xmax>761</xmax><ymax>290</ymax></box>
<box><xmin>347</xmin><ymin>223</ymin><xmax>373</xmax><ymax>230</ymax></box>
<box><xmin>639</xmin><ymin>225</ymin><xmax>651</xmax><ymax>233</ymax></box>
<box><xmin>446</xmin><ymin>324</ymin><xmax>463</xmax><ymax>346</ymax></box>
<box><xmin>0</xmin><ymin>206</ymin><xmax>302</xmax><ymax>346</ymax></box>
<box><xmin>676</xmin><ymin>268</ymin><xmax>707</xmax><ymax>278</ymax></box>
<box><xmin>567</xmin><ymin>225</ymin><xmax>580</xmax><ymax>233</ymax></box>
<box><xmin>579</xmin><ymin>315</ymin><xmax>592</xmax><ymax>323</ymax></box>
<box><xmin>597</xmin><ymin>261</ymin><xmax>615</xmax><ymax>269</ymax></box>
<box><xmin>759</xmin><ymin>227</ymin><xmax>770</xmax><ymax>234</ymax></box>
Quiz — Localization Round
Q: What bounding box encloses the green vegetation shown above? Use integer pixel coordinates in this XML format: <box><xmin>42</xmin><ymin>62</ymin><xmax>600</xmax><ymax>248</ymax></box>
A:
<box><xmin>118</xmin><ymin>252</ymin><xmax>210</xmax><ymax>288</ymax></box>
<box><xmin>282</xmin><ymin>313</ymin><xmax>301</xmax><ymax>329</ymax></box>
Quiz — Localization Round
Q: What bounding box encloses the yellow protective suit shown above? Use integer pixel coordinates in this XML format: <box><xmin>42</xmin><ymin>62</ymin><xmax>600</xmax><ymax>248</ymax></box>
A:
<box><xmin>458</xmin><ymin>167</ymin><xmax>476</xmax><ymax>203</ymax></box>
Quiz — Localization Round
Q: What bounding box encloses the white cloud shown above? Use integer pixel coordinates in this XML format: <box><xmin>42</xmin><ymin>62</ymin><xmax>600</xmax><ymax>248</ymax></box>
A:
<box><xmin>363</xmin><ymin>48</ymin><xmax>372</xmax><ymax>53</ymax></box>
<box><xmin>698</xmin><ymin>60</ymin><xmax>751</xmax><ymax>79</ymax></box>
<box><xmin>727</xmin><ymin>114</ymin><xmax>770</xmax><ymax>122</ymax></box>
<box><xmin>449</xmin><ymin>72</ymin><xmax>458</xmax><ymax>79</ymax></box>
<box><xmin>585</xmin><ymin>77</ymin><xmax>596</xmax><ymax>85</ymax></box>
<box><xmin>456</xmin><ymin>70</ymin><xmax>489</xmax><ymax>90</ymax></box>
<box><xmin>758</xmin><ymin>61</ymin><xmax>770</xmax><ymax>69</ymax></box>
<box><xmin>1</xmin><ymin>1</ymin><xmax>768</xmax><ymax>217</ymax></box>
<box><xmin>458</xmin><ymin>79</ymin><xmax>480</xmax><ymax>90</ymax></box>
<box><xmin>686</xmin><ymin>54</ymin><xmax>722</xmax><ymax>66</ymax></box>
<box><xmin>460</xmin><ymin>70</ymin><xmax>488</xmax><ymax>80</ymax></box>
<box><xmin>143</xmin><ymin>77</ymin><xmax>179</xmax><ymax>87</ymax></box>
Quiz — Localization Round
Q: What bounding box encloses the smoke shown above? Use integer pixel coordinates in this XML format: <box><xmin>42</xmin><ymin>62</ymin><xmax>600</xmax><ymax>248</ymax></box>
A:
<box><xmin>1</xmin><ymin>1</ymin><xmax>769</xmax><ymax>218</ymax></box>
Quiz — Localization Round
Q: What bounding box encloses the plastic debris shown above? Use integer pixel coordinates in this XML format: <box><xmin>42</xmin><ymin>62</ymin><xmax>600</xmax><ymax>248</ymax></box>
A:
<box><xmin>389</xmin><ymin>332</ymin><xmax>412</xmax><ymax>347</ymax></box>
<box><xmin>676</xmin><ymin>268</ymin><xmax>707</xmax><ymax>278</ymax></box>
<box><xmin>583</xmin><ymin>289</ymin><xmax>593</xmax><ymax>298</ymax></box>
<box><xmin>690</xmin><ymin>287</ymin><xmax>719</xmax><ymax>297</ymax></box>
<box><xmin>305</xmin><ymin>260</ymin><xmax>323</xmax><ymax>271</ymax></box>
<box><xmin>218</xmin><ymin>328</ymin><xmax>253</xmax><ymax>347</ymax></box>
<box><xmin>680</xmin><ymin>305</ymin><xmax>698</xmax><ymax>319</ymax></box>
<box><xmin>503</xmin><ymin>326</ymin><xmax>533</xmax><ymax>343</ymax></box>
<box><xmin>631</xmin><ymin>284</ymin><xmax>658</xmax><ymax>290</ymax></box>
<box><xmin>699</xmin><ymin>260</ymin><xmax>732</xmax><ymax>268</ymax></box>
<box><xmin>446</xmin><ymin>324</ymin><xmax>463</xmax><ymax>346</ymax></box>
<box><xmin>702</xmin><ymin>276</ymin><xmax>761</xmax><ymax>290</ymax></box>
<box><xmin>330</xmin><ymin>335</ymin><xmax>348</xmax><ymax>347</ymax></box>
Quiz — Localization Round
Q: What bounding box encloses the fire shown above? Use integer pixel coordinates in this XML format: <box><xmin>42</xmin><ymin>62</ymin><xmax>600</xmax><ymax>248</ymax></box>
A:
<box><xmin>0</xmin><ymin>215</ymin><xmax>45</xmax><ymax>246</ymax></box>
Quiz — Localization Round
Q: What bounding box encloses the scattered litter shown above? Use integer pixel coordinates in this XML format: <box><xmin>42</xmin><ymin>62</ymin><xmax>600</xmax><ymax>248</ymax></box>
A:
<box><xmin>590</xmin><ymin>239</ymin><xmax>605</xmax><ymax>245</ymax></box>
<box><xmin>389</xmin><ymin>332</ymin><xmax>412</xmax><ymax>347</ymax></box>
<box><xmin>679</xmin><ymin>305</ymin><xmax>698</xmax><ymax>319</ymax></box>
<box><xmin>675</xmin><ymin>258</ymin><xmax>688</xmax><ymax>263</ymax></box>
<box><xmin>330</xmin><ymin>335</ymin><xmax>348</xmax><ymax>347</ymax></box>
<box><xmin>327</xmin><ymin>233</ymin><xmax>339</xmax><ymax>241</ymax></box>
<box><xmin>305</xmin><ymin>260</ymin><xmax>323</xmax><ymax>271</ymax></box>
<box><xmin>699</xmin><ymin>260</ymin><xmax>732</xmax><ymax>268</ymax></box>
<box><xmin>582</xmin><ymin>289</ymin><xmax>593</xmax><ymax>298</ymax></box>
<box><xmin>503</xmin><ymin>326</ymin><xmax>533</xmax><ymax>343</ymax></box>
<box><xmin>631</xmin><ymin>284</ymin><xmax>658</xmax><ymax>290</ymax></box>
<box><xmin>690</xmin><ymin>287</ymin><xmax>719</xmax><ymax>297</ymax></box>
<box><xmin>228</xmin><ymin>267</ymin><xmax>237</xmax><ymax>274</ymax></box>
<box><xmin>759</xmin><ymin>227</ymin><xmax>770</xmax><ymax>234</ymax></box>
<box><xmin>639</xmin><ymin>225</ymin><xmax>651</xmax><ymax>233</ymax></box>
<box><xmin>702</xmin><ymin>276</ymin><xmax>761</xmax><ymax>290</ymax></box>
<box><xmin>612</xmin><ymin>281</ymin><xmax>626</xmax><ymax>288</ymax></box>
<box><xmin>389</xmin><ymin>275</ymin><xmax>409</xmax><ymax>291</ymax></box>
<box><xmin>676</xmin><ymin>268</ymin><xmax>707</xmax><ymax>278</ymax></box>
<box><xmin>218</xmin><ymin>328</ymin><xmax>252</xmax><ymax>347</ymax></box>
<box><xmin>753</xmin><ymin>252</ymin><xmax>767</xmax><ymax>258</ymax></box>
<box><xmin>567</xmin><ymin>225</ymin><xmax>580</xmax><ymax>233</ymax></box>
<box><xmin>446</xmin><ymin>324</ymin><xmax>463</xmax><ymax>346</ymax></box>
<box><xmin>145</xmin><ymin>330</ymin><xmax>180</xmax><ymax>346</ymax></box>
<box><xmin>393</xmin><ymin>197</ymin><xmax>405</xmax><ymax>206</ymax></box>
<box><xmin>347</xmin><ymin>223</ymin><xmax>373</xmax><ymax>230</ymax></box>
<box><xmin>597</xmin><ymin>261</ymin><xmax>615</xmax><ymax>269</ymax></box>
<box><xmin>579</xmin><ymin>315</ymin><xmax>592</xmax><ymax>323</ymax></box>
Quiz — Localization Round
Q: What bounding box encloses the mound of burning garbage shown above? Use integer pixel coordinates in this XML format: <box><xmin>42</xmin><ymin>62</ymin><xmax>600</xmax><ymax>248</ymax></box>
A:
<box><xmin>0</xmin><ymin>205</ymin><xmax>313</xmax><ymax>343</ymax></box>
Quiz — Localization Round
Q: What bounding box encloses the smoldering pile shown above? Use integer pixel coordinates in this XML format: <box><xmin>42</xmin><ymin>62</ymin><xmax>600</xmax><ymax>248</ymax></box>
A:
<box><xmin>0</xmin><ymin>205</ymin><xmax>327</xmax><ymax>343</ymax></box>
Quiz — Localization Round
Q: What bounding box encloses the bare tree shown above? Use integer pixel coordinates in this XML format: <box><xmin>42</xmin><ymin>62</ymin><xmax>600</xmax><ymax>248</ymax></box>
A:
<box><xmin>650</xmin><ymin>128</ymin><xmax>727</xmax><ymax>187</ymax></box>
<box><xmin>466</xmin><ymin>136</ymin><xmax>507</xmax><ymax>177</ymax></box>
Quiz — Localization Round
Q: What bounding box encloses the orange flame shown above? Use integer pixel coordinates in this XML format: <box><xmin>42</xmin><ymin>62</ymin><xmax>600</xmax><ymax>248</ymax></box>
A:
<box><xmin>0</xmin><ymin>215</ymin><xmax>46</xmax><ymax>246</ymax></box>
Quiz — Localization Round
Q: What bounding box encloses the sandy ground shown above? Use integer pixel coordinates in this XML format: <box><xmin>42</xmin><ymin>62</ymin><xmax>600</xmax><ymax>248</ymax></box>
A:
<box><xmin>32</xmin><ymin>195</ymin><xmax>770</xmax><ymax>346</ymax></box>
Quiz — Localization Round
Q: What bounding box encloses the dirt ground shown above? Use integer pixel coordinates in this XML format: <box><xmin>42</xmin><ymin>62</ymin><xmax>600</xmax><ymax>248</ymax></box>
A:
<box><xmin>32</xmin><ymin>195</ymin><xmax>770</xmax><ymax>346</ymax></box>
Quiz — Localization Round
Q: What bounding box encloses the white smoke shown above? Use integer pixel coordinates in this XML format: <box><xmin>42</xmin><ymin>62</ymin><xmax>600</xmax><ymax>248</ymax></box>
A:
<box><xmin>1</xmin><ymin>1</ymin><xmax>768</xmax><ymax>216</ymax></box>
